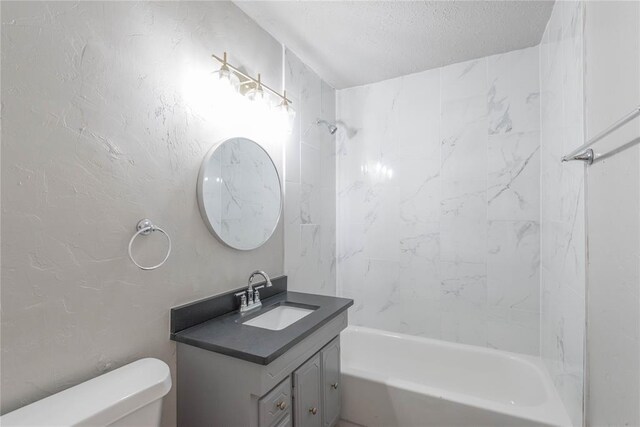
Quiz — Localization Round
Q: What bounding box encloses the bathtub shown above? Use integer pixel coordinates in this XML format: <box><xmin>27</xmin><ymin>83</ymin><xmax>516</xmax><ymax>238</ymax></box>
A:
<box><xmin>340</xmin><ymin>326</ymin><xmax>571</xmax><ymax>427</ymax></box>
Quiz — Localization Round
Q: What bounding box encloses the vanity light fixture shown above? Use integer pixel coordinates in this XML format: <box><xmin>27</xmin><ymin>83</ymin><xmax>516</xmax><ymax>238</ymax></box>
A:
<box><xmin>211</xmin><ymin>51</ymin><xmax>295</xmax><ymax>117</ymax></box>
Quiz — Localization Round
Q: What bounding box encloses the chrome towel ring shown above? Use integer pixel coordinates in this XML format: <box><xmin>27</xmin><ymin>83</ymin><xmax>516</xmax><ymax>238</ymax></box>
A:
<box><xmin>128</xmin><ymin>218</ymin><xmax>171</xmax><ymax>270</ymax></box>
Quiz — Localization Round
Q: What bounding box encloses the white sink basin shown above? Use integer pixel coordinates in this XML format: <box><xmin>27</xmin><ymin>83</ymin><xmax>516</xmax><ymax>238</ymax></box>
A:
<box><xmin>243</xmin><ymin>305</ymin><xmax>314</xmax><ymax>330</ymax></box>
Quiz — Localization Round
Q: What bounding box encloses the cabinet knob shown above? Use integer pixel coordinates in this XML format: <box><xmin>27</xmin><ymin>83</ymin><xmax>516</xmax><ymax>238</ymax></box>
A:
<box><xmin>309</xmin><ymin>407</ymin><xmax>318</xmax><ymax>415</ymax></box>
<box><xmin>276</xmin><ymin>401</ymin><xmax>287</xmax><ymax>411</ymax></box>
<box><xmin>331</xmin><ymin>382</ymin><xmax>339</xmax><ymax>390</ymax></box>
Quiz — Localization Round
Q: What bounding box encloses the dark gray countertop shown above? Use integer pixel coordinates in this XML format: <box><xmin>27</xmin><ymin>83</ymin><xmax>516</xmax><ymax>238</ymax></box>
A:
<box><xmin>171</xmin><ymin>291</ymin><xmax>353</xmax><ymax>365</ymax></box>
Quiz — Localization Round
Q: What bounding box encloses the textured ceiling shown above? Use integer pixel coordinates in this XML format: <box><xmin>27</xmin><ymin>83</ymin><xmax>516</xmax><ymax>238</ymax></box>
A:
<box><xmin>235</xmin><ymin>1</ymin><xmax>554</xmax><ymax>89</ymax></box>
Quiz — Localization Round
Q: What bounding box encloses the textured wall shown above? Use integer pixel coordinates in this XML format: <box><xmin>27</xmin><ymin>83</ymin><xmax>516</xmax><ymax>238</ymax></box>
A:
<box><xmin>336</xmin><ymin>46</ymin><xmax>541</xmax><ymax>355</ymax></box>
<box><xmin>539</xmin><ymin>2</ymin><xmax>586</xmax><ymax>426</ymax></box>
<box><xmin>0</xmin><ymin>2</ymin><xmax>335</xmax><ymax>425</ymax></box>
<box><xmin>584</xmin><ymin>1</ymin><xmax>640</xmax><ymax>425</ymax></box>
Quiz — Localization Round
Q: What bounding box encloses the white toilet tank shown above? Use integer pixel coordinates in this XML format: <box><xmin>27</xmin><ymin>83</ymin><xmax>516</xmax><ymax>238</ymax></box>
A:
<box><xmin>1</xmin><ymin>358</ymin><xmax>172</xmax><ymax>427</ymax></box>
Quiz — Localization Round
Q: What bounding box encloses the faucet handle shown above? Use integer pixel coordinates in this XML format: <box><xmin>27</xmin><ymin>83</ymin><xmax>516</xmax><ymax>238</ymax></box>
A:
<box><xmin>234</xmin><ymin>291</ymin><xmax>248</xmax><ymax>309</ymax></box>
<box><xmin>253</xmin><ymin>285</ymin><xmax>265</xmax><ymax>304</ymax></box>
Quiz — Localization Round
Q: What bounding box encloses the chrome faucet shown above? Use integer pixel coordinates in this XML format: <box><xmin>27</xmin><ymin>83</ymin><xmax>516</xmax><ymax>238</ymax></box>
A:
<box><xmin>235</xmin><ymin>270</ymin><xmax>272</xmax><ymax>313</ymax></box>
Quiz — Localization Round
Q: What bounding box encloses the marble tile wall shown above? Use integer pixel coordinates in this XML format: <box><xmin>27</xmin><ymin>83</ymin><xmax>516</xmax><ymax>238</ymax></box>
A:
<box><xmin>284</xmin><ymin>49</ymin><xmax>337</xmax><ymax>296</ymax></box>
<box><xmin>539</xmin><ymin>1</ymin><xmax>586</xmax><ymax>426</ymax></box>
<box><xmin>336</xmin><ymin>46</ymin><xmax>541</xmax><ymax>355</ymax></box>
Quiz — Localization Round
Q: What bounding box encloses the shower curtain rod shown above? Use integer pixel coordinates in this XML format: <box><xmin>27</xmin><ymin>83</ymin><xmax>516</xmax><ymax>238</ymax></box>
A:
<box><xmin>562</xmin><ymin>105</ymin><xmax>640</xmax><ymax>164</ymax></box>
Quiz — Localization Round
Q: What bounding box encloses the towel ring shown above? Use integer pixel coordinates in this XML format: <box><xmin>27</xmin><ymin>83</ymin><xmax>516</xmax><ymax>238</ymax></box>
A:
<box><xmin>128</xmin><ymin>219</ymin><xmax>171</xmax><ymax>270</ymax></box>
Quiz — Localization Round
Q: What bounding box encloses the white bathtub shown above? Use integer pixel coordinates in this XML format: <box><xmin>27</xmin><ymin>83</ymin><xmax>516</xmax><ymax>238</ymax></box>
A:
<box><xmin>340</xmin><ymin>326</ymin><xmax>571</xmax><ymax>427</ymax></box>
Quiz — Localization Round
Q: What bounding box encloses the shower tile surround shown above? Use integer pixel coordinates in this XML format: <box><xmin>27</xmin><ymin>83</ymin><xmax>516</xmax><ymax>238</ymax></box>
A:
<box><xmin>337</xmin><ymin>46</ymin><xmax>541</xmax><ymax>355</ymax></box>
<box><xmin>539</xmin><ymin>2</ymin><xmax>586</xmax><ymax>426</ymax></box>
<box><xmin>336</xmin><ymin>2</ymin><xmax>586</xmax><ymax>424</ymax></box>
<box><xmin>283</xmin><ymin>50</ymin><xmax>337</xmax><ymax>297</ymax></box>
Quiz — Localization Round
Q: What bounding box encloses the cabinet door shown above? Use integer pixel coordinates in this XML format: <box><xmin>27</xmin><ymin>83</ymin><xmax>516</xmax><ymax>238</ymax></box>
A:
<box><xmin>321</xmin><ymin>337</ymin><xmax>341</xmax><ymax>427</ymax></box>
<box><xmin>293</xmin><ymin>353</ymin><xmax>322</xmax><ymax>427</ymax></box>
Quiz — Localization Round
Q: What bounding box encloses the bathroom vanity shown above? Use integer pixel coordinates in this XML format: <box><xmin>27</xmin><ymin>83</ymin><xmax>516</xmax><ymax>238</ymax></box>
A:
<box><xmin>174</xmin><ymin>141</ymin><xmax>353</xmax><ymax>426</ymax></box>
<box><xmin>171</xmin><ymin>276</ymin><xmax>352</xmax><ymax>427</ymax></box>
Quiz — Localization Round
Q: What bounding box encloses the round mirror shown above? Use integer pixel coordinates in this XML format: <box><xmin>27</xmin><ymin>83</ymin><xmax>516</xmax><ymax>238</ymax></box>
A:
<box><xmin>197</xmin><ymin>137</ymin><xmax>282</xmax><ymax>250</ymax></box>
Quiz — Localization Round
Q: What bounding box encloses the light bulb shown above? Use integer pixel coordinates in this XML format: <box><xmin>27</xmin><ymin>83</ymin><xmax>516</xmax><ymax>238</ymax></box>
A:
<box><xmin>212</xmin><ymin>64</ymin><xmax>240</xmax><ymax>94</ymax></box>
<box><xmin>275</xmin><ymin>97</ymin><xmax>296</xmax><ymax>135</ymax></box>
<box><xmin>246</xmin><ymin>72</ymin><xmax>267</xmax><ymax>106</ymax></box>
<box><xmin>246</xmin><ymin>84</ymin><xmax>266</xmax><ymax>102</ymax></box>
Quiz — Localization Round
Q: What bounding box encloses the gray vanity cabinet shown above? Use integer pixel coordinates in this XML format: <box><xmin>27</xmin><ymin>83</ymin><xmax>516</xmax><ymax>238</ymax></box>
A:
<box><xmin>320</xmin><ymin>338</ymin><xmax>341</xmax><ymax>427</ymax></box>
<box><xmin>176</xmin><ymin>311</ymin><xmax>348</xmax><ymax>427</ymax></box>
<box><xmin>293</xmin><ymin>353</ymin><xmax>322</xmax><ymax>427</ymax></box>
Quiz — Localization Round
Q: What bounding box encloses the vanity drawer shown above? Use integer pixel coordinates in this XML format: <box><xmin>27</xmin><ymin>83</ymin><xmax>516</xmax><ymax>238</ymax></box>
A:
<box><xmin>274</xmin><ymin>412</ymin><xmax>292</xmax><ymax>427</ymax></box>
<box><xmin>259</xmin><ymin>377</ymin><xmax>292</xmax><ymax>427</ymax></box>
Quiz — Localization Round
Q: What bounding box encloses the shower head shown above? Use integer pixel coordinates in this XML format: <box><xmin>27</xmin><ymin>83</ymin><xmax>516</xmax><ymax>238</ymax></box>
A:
<box><xmin>316</xmin><ymin>119</ymin><xmax>338</xmax><ymax>135</ymax></box>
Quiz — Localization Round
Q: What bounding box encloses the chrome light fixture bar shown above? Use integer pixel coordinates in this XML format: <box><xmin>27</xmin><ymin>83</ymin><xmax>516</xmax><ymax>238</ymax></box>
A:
<box><xmin>211</xmin><ymin>52</ymin><xmax>292</xmax><ymax>105</ymax></box>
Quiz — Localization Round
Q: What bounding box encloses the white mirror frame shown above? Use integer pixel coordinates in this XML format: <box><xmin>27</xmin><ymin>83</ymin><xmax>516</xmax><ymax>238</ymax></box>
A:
<box><xmin>196</xmin><ymin>137</ymin><xmax>283</xmax><ymax>251</ymax></box>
